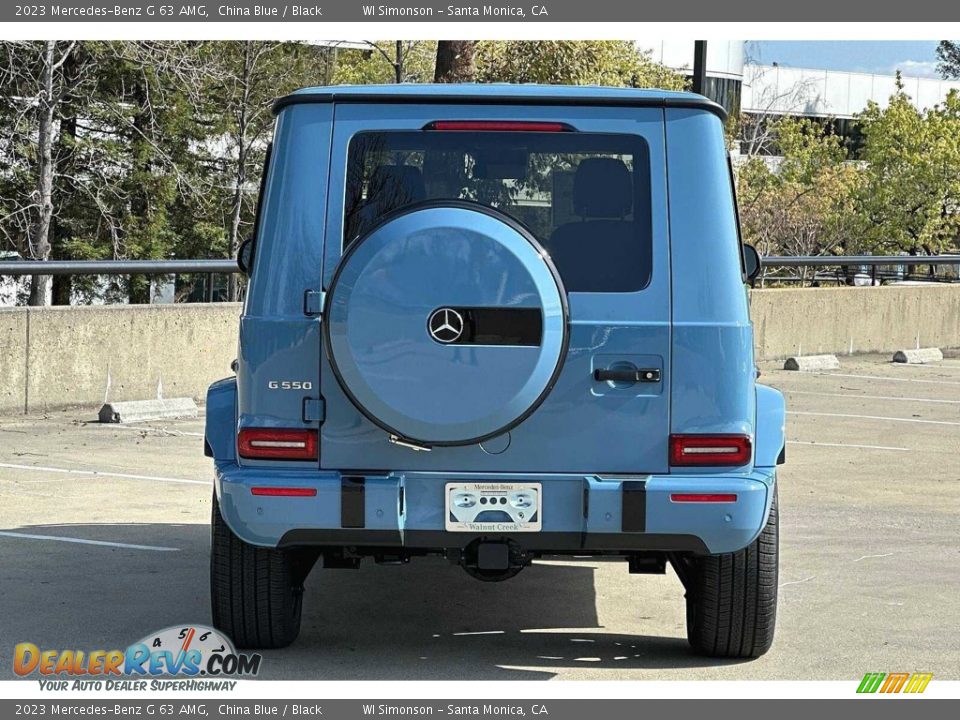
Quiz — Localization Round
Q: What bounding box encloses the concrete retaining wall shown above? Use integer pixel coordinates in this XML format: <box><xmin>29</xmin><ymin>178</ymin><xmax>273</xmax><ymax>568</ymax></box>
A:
<box><xmin>750</xmin><ymin>285</ymin><xmax>960</xmax><ymax>360</ymax></box>
<box><xmin>0</xmin><ymin>310</ymin><xmax>27</xmax><ymax>412</ymax></box>
<box><xmin>0</xmin><ymin>303</ymin><xmax>241</xmax><ymax>413</ymax></box>
<box><xmin>1</xmin><ymin>286</ymin><xmax>959</xmax><ymax>413</ymax></box>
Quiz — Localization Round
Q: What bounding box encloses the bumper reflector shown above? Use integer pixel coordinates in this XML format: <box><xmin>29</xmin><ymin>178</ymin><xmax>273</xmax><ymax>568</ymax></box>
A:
<box><xmin>670</xmin><ymin>493</ymin><xmax>737</xmax><ymax>503</ymax></box>
<box><xmin>669</xmin><ymin>434</ymin><xmax>752</xmax><ymax>466</ymax></box>
<box><xmin>251</xmin><ymin>487</ymin><xmax>317</xmax><ymax>497</ymax></box>
<box><xmin>238</xmin><ymin>428</ymin><xmax>318</xmax><ymax>460</ymax></box>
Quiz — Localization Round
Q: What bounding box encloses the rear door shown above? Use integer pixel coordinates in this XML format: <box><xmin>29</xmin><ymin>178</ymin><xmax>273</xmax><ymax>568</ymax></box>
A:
<box><xmin>319</xmin><ymin>102</ymin><xmax>671</xmax><ymax>474</ymax></box>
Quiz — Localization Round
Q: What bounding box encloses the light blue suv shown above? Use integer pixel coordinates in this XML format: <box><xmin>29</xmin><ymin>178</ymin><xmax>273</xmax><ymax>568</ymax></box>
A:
<box><xmin>204</xmin><ymin>84</ymin><xmax>785</xmax><ymax>657</ymax></box>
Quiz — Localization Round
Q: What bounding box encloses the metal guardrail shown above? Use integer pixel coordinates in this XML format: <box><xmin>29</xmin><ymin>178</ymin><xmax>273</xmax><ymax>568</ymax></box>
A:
<box><xmin>761</xmin><ymin>255</ymin><xmax>960</xmax><ymax>267</ymax></box>
<box><xmin>758</xmin><ymin>255</ymin><xmax>960</xmax><ymax>286</ymax></box>
<box><xmin>0</xmin><ymin>256</ymin><xmax>958</xmax><ymax>277</ymax></box>
<box><xmin>0</xmin><ymin>259</ymin><xmax>238</xmax><ymax>275</ymax></box>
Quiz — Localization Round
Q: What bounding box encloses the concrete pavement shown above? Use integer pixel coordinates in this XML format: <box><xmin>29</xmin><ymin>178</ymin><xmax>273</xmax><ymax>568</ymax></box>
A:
<box><xmin>1</xmin><ymin>354</ymin><xmax>958</xmax><ymax>680</ymax></box>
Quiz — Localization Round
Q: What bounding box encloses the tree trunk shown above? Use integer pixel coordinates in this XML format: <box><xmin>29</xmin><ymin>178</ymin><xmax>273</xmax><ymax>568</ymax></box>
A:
<box><xmin>28</xmin><ymin>41</ymin><xmax>57</xmax><ymax>306</ymax></box>
<box><xmin>226</xmin><ymin>139</ymin><xmax>246</xmax><ymax>302</ymax></box>
<box><xmin>52</xmin><ymin>275</ymin><xmax>72</xmax><ymax>305</ymax></box>
<box><xmin>227</xmin><ymin>43</ymin><xmax>252</xmax><ymax>303</ymax></box>
<box><xmin>126</xmin><ymin>75</ymin><xmax>154</xmax><ymax>305</ymax></box>
<box><xmin>434</xmin><ymin>41</ymin><xmax>476</xmax><ymax>83</ymax></box>
<box><xmin>52</xmin><ymin>75</ymin><xmax>79</xmax><ymax>307</ymax></box>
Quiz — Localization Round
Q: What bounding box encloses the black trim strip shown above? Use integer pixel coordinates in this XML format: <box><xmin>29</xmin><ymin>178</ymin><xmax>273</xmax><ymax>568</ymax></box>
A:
<box><xmin>273</xmin><ymin>92</ymin><xmax>727</xmax><ymax>121</ymax></box>
<box><xmin>621</xmin><ymin>480</ymin><xmax>647</xmax><ymax>533</ymax></box>
<box><xmin>277</xmin><ymin>529</ymin><xmax>709</xmax><ymax>555</ymax></box>
<box><xmin>431</xmin><ymin>306</ymin><xmax>543</xmax><ymax>347</ymax></box>
<box><xmin>340</xmin><ymin>476</ymin><xmax>365</xmax><ymax>528</ymax></box>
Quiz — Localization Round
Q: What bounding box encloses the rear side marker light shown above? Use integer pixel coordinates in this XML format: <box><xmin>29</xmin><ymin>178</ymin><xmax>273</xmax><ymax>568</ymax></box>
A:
<box><xmin>238</xmin><ymin>428</ymin><xmax>318</xmax><ymax>460</ymax></box>
<box><xmin>251</xmin><ymin>487</ymin><xmax>317</xmax><ymax>497</ymax></box>
<box><xmin>669</xmin><ymin>434</ymin><xmax>752</xmax><ymax>466</ymax></box>
<box><xmin>670</xmin><ymin>493</ymin><xmax>738</xmax><ymax>503</ymax></box>
<box><xmin>424</xmin><ymin>120</ymin><xmax>572</xmax><ymax>132</ymax></box>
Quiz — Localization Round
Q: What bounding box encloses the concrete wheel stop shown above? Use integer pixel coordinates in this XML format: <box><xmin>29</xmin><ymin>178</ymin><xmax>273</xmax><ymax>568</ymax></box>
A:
<box><xmin>98</xmin><ymin>397</ymin><xmax>199</xmax><ymax>424</ymax></box>
<box><xmin>783</xmin><ymin>354</ymin><xmax>841</xmax><ymax>372</ymax></box>
<box><xmin>892</xmin><ymin>348</ymin><xmax>943</xmax><ymax>364</ymax></box>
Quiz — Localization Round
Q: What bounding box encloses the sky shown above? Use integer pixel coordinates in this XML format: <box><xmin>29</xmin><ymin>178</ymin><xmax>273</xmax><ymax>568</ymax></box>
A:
<box><xmin>749</xmin><ymin>41</ymin><xmax>943</xmax><ymax>78</ymax></box>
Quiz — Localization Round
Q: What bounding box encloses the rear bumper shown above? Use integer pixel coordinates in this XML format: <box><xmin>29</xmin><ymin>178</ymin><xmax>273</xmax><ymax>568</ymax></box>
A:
<box><xmin>215</xmin><ymin>465</ymin><xmax>776</xmax><ymax>556</ymax></box>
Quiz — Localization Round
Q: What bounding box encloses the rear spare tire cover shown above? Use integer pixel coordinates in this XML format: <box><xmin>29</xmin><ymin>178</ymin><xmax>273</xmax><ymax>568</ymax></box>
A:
<box><xmin>325</xmin><ymin>202</ymin><xmax>568</xmax><ymax>446</ymax></box>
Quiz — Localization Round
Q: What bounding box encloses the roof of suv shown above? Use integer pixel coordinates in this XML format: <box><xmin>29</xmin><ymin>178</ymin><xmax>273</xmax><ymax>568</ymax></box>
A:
<box><xmin>274</xmin><ymin>83</ymin><xmax>726</xmax><ymax>119</ymax></box>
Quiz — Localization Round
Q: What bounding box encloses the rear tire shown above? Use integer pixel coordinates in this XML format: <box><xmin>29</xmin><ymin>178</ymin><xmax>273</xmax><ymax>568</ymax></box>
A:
<box><xmin>684</xmin><ymin>486</ymin><xmax>778</xmax><ymax>658</ymax></box>
<box><xmin>210</xmin><ymin>493</ymin><xmax>314</xmax><ymax>649</ymax></box>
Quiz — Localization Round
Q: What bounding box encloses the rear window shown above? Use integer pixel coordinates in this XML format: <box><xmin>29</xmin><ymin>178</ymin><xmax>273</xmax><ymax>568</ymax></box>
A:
<box><xmin>343</xmin><ymin>130</ymin><xmax>652</xmax><ymax>293</ymax></box>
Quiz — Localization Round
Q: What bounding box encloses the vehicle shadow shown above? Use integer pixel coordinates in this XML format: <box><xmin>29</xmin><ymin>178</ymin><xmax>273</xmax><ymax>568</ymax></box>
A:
<box><xmin>285</xmin><ymin>558</ymin><xmax>749</xmax><ymax>680</ymax></box>
<box><xmin>0</xmin><ymin>523</ymin><xmax>748</xmax><ymax>680</ymax></box>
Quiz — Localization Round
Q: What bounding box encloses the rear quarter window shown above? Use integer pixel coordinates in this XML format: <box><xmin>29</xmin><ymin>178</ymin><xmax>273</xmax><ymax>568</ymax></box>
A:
<box><xmin>343</xmin><ymin>130</ymin><xmax>653</xmax><ymax>293</ymax></box>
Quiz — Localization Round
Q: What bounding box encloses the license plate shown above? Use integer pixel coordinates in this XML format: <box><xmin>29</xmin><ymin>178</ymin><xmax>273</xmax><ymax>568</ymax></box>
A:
<box><xmin>445</xmin><ymin>482</ymin><xmax>541</xmax><ymax>532</ymax></box>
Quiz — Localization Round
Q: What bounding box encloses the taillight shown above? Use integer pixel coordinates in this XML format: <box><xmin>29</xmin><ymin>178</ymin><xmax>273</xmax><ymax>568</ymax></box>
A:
<box><xmin>670</xmin><ymin>493</ymin><xmax>738</xmax><ymax>503</ymax></box>
<box><xmin>251</xmin><ymin>487</ymin><xmax>317</xmax><ymax>497</ymax></box>
<box><xmin>238</xmin><ymin>428</ymin><xmax>318</xmax><ymax>460</ymax></box>
<box><xmin>424</xmin><ymin>120</ymin><xmax>572</xmax><ymax>132</ymax></box>
<box><xmin>669</xmin><ymin>434</ymin><xmax>752</xmax><ymax>467</ymax></box>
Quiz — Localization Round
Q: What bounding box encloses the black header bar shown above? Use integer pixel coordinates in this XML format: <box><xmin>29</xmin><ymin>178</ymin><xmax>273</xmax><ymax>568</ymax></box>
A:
<box><xmin>4</xmin><ymin>1</ymin><xmax>957</xmax><ymax>23</ymax></box>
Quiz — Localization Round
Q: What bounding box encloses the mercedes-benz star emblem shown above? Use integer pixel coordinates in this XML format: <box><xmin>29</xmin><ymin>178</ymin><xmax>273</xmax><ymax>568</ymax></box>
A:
<box><xmin>428</xmin><ymin>308</ymin><xmax>465</xmax><ymax>344</ymax></box>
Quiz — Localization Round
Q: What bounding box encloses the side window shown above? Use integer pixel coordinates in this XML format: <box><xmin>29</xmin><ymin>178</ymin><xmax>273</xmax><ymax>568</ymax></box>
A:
<box><xmin>343</xmin><ymin>130</ymin><xmax>653</xmax><ymax>293</ymax></box>
<box><xmin>248</xmin><ymin>142</ymin><xmax>273</xmax><ymax>260</ymax></box>
<box><xmin>727</xmin><ymin>153</ymin><xmax>748</xmax><ymax>281</ymax></box>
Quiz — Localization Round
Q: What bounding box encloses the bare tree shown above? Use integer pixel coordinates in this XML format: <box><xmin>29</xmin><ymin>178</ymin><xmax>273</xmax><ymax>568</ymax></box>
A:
<box><xmin>361</xmin><ymin>41</ymin><xmax>430</xmax><ymax>83</ymax></box>
<box><xmin>204</xmin><ymin>41</ymin><xmax>335</xmax><ymax>301</ymax></box>
<box><xmin>224</xmin><ymin>42</ymin><xmax>271</xmax><ymax>302</ymax></box>
<box><xmin>27</xmin><ymin>41</ymin><xmax>59</xmax><ymax>304</ymax></box>
<box><xmin>737</xmin><ymin>50</ymin><xmax>817</xmax><ymax>157</ymax></box>
<box><xmin>199</xmin><ymin>41</ymin><xmax>286</xmax><ymax>302</ymax></box>
<box><xmin>0</xmin><ymin>41</ymin><xmax>79</xmax><ymax>305</ymax></box>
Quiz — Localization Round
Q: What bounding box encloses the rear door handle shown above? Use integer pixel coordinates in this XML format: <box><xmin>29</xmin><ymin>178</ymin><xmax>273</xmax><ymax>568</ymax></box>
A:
<box><xmin>593</xmin><ymin>368</ymin><xmax>661</xmax><ymax>383</ymax></box>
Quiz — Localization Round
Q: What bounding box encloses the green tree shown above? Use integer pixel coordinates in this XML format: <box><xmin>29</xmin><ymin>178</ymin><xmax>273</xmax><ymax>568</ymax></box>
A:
<box><xmin>855</xmin><ymin>78</ymin><xmax>960</xmax><ymax>255</ymax></box>
<box><xmin>0</xmin><ymin>41</ymin><xmax>90</xmax><ymax>305</ymax></box>
<box><xmin>937</xmin><ymin>41</ymin><xmax>960</xmax><ymax>79</ymax></box>
<box><xmin>0</xmin><ymin>40</ymin><xmax>687</xmax><ymax>306</ymax></box>
<box><xmin>331</xmin><ymin>42</ymin><xmax>436</xmax><ymax>85</ymax></box>
<box><xmin>475</xmin><ymin>41</ymin><xmax>685</xmax><ymax>89</ymax></box>
<box><xmin>736</xmin><ymin>117</ymin><xmax>863</xmax><ymax>283</ymax></box>
<box><xmin>0</xmin><ymin>41</ymin><xmax>214</xmax><ymax>304</ymax></box>
<box><xmin>98</xmin><ymin>42</ymin><xmax>206</xmax><ymax>302</ymax></box>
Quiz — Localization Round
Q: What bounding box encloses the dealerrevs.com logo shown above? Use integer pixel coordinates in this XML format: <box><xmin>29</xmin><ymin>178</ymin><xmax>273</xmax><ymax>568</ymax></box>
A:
<box><xmin>13</xmin><ymin>625</ymin><xmax>261</xmax><ymax>691</ymax></box>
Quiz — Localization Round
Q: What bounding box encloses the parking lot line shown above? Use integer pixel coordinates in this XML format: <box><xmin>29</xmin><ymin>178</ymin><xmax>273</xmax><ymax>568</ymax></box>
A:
<box><xmin>0</xmin><ymin>461</ymin><xmax>207</xmax><ymax>485</ymax></box>
<box><xmin>99</xmin><ymin>424</ymin><xmax>205</xmax><ymax>438</ymax></box>
<box><xmin>0</xmin><ymin>530</ymin><xmax>179</xmax><ymax>552</ymax></box>
<box><xmin>891</xmin><ymin>361</ymin><xmax>960</xmax><ymax>370</ymax></box>
<box><xmin>787</xmin><ymin>410</ymin><xmax>960</xmax><ymax>426</ymax></box>
<box><xmin>787</xmin><ymin>440</ymin><xmax>910</xmax><ymax>451</ymax></box>
<box><xmin>811</xmin><ymin>372</ymin><xmax>960</xmax><ymax>386</ymax></box>
<box><xmin>784</xmin><ymin>390</ymin><xmax>960</xmax><ymax>405</ymax></box>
